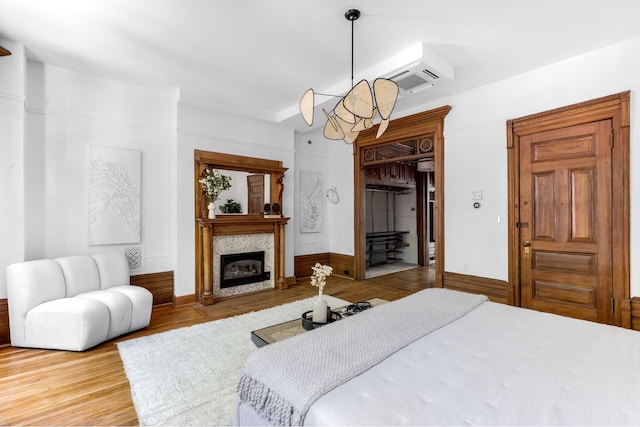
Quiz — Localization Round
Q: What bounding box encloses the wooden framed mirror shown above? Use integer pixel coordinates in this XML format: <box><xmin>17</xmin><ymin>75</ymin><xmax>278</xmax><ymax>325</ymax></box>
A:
<box><xmin>194</xmin><ymin>150</ymin><xmax>287</xmax><ymax>219</ymax></box>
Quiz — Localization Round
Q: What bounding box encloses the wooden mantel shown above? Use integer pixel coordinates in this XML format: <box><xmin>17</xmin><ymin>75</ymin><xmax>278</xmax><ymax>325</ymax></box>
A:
<box><xmin>195</xmin><ymin>215</ymin><xmax>289</xmax><ymax>305</ymax></box>
<box><xmin>194</xmin><ymin>149</ymin><xmax>290</xmax><ymax>305</ymax></box>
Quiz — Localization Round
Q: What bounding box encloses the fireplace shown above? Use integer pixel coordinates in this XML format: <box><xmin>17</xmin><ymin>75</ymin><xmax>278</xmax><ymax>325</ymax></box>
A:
<box><xmin>220</xmin><ymin>251</ymin><xmax>270</xmax><ymax>288</ymax></box>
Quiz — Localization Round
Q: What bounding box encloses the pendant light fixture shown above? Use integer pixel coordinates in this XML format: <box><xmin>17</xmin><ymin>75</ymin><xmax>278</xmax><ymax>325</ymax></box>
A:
<box><xmin>299</xmin><ymin>9</ymin><xmax>399</xmax><ymax>144</ymax></box>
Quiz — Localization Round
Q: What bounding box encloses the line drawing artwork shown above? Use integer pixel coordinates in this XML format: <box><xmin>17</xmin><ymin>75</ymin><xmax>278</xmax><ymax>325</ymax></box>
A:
<box><xmin>300</xmin><ymin>170</ymin><xmax>322</xmax><ymax>233</ymax></box>
<box><xmin>89</xmin><ymin>146</ymin><xmax>141</xmax><ymax>245</ymax></box>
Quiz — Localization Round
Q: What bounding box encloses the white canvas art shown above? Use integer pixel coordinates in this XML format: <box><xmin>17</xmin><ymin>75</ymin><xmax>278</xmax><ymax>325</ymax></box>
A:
<box><xmin>89</xmin><ymin>146</ymin><xmax>141</xmax><ymax>245</ymax></box>
<box><xmin>300</xmin><ymin>170</ymin><xmax>322</xmax><ymax>233</ymax></box>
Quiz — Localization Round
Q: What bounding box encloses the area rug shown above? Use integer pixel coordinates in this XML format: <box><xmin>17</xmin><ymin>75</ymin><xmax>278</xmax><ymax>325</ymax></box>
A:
<box><xmin>117</xmin><ymin>295</ymin><xmax>350</xmax><ymax>426</ymax></box>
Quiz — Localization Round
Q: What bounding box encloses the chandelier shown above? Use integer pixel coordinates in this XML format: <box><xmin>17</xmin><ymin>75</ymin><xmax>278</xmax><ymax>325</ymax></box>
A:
<box><xmin>299</xmin><ymin>9</ymin><xmax>399</xmax><ymax>144</ymax></box>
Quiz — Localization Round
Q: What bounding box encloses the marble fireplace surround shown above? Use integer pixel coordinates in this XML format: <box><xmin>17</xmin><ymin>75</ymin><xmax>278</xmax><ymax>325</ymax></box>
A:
<box><xmin>195</xmin><ymin>216</ymin><xmax>289</xmax><ymax>305</ymax></box>
<box><xmin>214</xmin><ymin>233</ymin><xmax>274</xmax><ymax>298</ymax></box>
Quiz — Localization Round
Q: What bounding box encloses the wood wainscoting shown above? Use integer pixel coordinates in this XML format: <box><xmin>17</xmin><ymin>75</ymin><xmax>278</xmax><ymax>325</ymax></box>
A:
<box><xmin>295</xmin><ymin>253</ymin><xmax>356</xmax><ymax>280</ymax></box>
<box><xmin>130</xmin><ymin>271</ymin><xmax>174</xmax><ymax>305</ymax></box>
<box><xmin>0</xmin><ymin>299</ymin><xmax>8</xmax><ymax>347</ymax></box>
<box><xmin>442</xmin><ymin>272</ymin><xmax>509</xmax><ymax>304</ymax></box>
<box><xmin>630</xmin><ymin>297</ymin><xmax>640</xmax><ymax>331</ymax></box>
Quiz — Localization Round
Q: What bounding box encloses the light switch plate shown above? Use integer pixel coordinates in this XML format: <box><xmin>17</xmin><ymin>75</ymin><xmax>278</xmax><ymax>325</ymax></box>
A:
<box><xmin>472</xmin><ymin>190</ymin><xmax>483</xmax><ymax>200</ymax></box>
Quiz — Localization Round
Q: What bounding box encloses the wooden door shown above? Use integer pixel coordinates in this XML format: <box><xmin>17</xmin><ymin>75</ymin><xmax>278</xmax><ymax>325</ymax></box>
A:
<box><xmin>247</xmin><ymin>174</ymin><xmax>264</xmax><ymax>214</ymax></box>
<box><xmin>519</xmin><ymin>120</ymin><xmax>613</xmax><ymax>323</ymax></box>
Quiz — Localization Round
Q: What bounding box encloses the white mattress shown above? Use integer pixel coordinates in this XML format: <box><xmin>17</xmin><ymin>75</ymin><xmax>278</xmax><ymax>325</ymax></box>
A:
<box><xmin>304</xmin><ymin>301</ymin><xmax>640</xmax><ymax>426</ymax></box>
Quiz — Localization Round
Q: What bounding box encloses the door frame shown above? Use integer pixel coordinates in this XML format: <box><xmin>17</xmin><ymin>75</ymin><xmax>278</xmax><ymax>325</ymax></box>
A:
<box><xmin>507</xmin><ymin>91</ymin><xmax>630</xmax><ymax>326</ymax></box>
<box><xmin>354</xmin><ymin>106</ymin><xmax>451</xmax><ymax>284</ymax></box>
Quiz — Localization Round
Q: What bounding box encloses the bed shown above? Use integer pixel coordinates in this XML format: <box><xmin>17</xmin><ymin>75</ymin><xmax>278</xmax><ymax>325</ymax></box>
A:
<box><xmin>236</xmin><ymin>288</ymin><xmax>640</xmax><ymax>426</ymax></box>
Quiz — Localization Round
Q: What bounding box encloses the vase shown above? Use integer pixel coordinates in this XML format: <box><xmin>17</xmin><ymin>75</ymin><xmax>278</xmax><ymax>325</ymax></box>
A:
<box><xmin>312</xmin><ymin>296</ymin><xmax>328</xmax><ymax>323</ymax></box>
<box><xmin>208</xmin><ymin>202</ymin><xmax>216</xmax><ymax>219</ymax></box>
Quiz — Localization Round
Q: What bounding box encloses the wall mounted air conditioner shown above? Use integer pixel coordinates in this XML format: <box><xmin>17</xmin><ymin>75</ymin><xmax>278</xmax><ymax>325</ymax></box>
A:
<box><xmin>388</xmin><ymin>64</ymin><xmax>441</xmax><ymax>96</ymax></box>
<box><xmin>385</xmin><ymin>43</ymin><xmax>454</xmax><ymax>98</ymax></box>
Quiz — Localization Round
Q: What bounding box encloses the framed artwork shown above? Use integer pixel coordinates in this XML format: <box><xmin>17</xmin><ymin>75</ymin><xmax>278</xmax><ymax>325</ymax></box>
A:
<box><xmin>89</xmin><ymin>146</ymin><xmax>141</xmax><ymax>245</ymax></box>
<box><xmin>300</xmin><ymin>170</ymin><xmax>322</xmax><ymax>233</ymax></box>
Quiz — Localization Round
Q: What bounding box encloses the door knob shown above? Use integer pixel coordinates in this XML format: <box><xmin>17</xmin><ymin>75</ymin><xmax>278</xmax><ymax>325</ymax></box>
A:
<box><xmin>523</xmin><ymin>240</ymin><xmax>531</xmax><ymax>247</ymax></box>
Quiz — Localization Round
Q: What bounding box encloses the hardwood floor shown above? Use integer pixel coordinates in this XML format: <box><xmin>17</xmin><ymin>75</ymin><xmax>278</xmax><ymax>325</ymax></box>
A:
<box><xmin>0</xmin><ymin>267</ymin><xmax>433</xmax><ymax>426</ymax></box>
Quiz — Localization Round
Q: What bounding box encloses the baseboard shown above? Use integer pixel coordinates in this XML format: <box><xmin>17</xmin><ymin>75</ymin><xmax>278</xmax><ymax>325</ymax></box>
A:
<box><xmin>279</xmin><ymin>276</ymin><xmax>297</xmax><ymax>288</ymax></box>
<box><xmin>130</xmin><ymin>271</ymin><xmax>174</xmax><ymax>305</ymax></box>
<box><xmin>0</xmin><ymin>299</ymin><xmax>8</xmax><ymax>347</ymax></box>
<box><xmin>442</xmin><ymin>272</ymin><xmax>509</xmax><ymax>304</ymax></box>
<box><xmin>294</xmin><ymin>253</ymin><xmax>355</xmax><ymax>280</ymax></box>
<box><xmin>173</xmin><ymin>293</ymin><xmax>197</xmax><ymax>307</ymax></box>
<box><xmin>631</xmin><ymin>297</ymin><xmax>640</xmax><ymax>331</ymax></box>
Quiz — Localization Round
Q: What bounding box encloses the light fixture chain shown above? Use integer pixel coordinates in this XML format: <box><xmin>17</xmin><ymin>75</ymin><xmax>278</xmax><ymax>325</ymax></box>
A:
<box><xmin>351</xmin><ymin>16</ymin><xmax>354</xmax><ymax>89</ymax></box>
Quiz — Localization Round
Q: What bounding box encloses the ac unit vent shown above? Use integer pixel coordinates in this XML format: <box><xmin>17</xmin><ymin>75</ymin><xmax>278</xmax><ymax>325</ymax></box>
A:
<box><xmin>421</xmin><ymin>68</ymin><xmax>439</xmax><ymax>80</ymax></box>
<box><xmin>384</xmin><ymin>44</ymin><xmax>454</xmax><ymax>99</ymax></box>
<box><xmin>389</xmin><ymin>65</ymin><xmax>443</xmax><ymax>96</ymax></box>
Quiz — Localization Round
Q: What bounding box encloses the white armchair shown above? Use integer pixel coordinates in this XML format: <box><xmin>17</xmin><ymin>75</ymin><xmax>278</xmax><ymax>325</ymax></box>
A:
<box><xmin>6</xmin><ymin>252</ymin><xmax>152</xmax><ymax>351</ymax></box>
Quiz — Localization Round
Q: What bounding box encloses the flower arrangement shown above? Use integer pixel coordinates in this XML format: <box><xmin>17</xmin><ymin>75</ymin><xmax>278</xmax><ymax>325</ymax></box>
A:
<box><xmin>199</xmin><ymin>168</ymin><xmax>232</xmax><ymax>203</ymax></box>
<box><xmin>310</xmin><ymin>262</ymin><xmax>333</xmax><ymax>297</ymax></box>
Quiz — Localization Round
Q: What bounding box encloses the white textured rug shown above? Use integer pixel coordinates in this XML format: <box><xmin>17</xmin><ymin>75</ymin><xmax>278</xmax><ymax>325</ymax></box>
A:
<box><xmin>117</xmin><ymin>295</ymin><xmax>350</xmax><ymax>426</ymax></box>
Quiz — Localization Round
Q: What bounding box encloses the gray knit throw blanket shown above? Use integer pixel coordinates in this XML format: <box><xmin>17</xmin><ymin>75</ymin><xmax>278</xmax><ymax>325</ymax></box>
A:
<box><xmin>236</xmin><ymin>288</ymin><xmax>488</xmax><ymax>426</ymax></box>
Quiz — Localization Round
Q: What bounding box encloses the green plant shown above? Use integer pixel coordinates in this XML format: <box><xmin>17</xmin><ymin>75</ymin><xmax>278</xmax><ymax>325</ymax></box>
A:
<box><xmin>219</xmin><ymin>198</ymin><xmax>241</xmax><ymax>213</ymax></box>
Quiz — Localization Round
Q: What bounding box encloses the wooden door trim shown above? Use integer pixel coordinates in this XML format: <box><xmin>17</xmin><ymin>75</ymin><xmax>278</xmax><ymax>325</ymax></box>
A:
<box><xmin>354</xmin><ymin>106</ymin><xmax>451</xmax><ymax>283</ymax></box>
<box><xmin>507</xmin><ymin>91</ymin><xmax>630</xmax><ymax>326</ymax></box>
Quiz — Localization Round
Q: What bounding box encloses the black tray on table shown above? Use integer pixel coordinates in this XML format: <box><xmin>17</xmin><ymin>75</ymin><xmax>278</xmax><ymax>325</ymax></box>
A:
<box><xmin>301</xmin><ymin>310</ymin><xmax>342</xmax><ymax>330</ymax></box>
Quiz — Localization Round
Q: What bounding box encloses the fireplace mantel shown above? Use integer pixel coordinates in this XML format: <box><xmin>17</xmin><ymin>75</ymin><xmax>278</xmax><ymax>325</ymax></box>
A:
<box><xmin>195</xmin><ymin>215</ymin><xmax>289</xmax><ymax>305</ymax></box>
<box><xmin>194</xmin><ymin>150</ymin><xmax>290</xmax><ymax>305</ymax></box>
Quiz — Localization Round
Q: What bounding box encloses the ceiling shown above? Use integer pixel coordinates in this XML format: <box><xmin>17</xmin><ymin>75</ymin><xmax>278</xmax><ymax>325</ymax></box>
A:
<box><xmin>1</xmin><ymin>0</ymin><xmax>640</xmax><ymax>133</ymax></box>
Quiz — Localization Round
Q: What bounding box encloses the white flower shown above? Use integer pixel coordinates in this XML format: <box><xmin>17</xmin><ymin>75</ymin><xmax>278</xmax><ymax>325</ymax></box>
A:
<box><xmin>310</xmin><ymin>262</ymin><xmax>333</xmax><ymax>294</ymax></box>
<box><xmin>199</xmin><ymin>168</ymin><xmax>232</xmax><ymax>203</ymax></box>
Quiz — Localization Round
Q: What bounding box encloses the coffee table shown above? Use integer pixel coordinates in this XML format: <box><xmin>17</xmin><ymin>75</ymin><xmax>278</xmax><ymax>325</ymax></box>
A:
<box><xmin>251</xmin><ymin>298</ymin><xmax>387</xmax><ymax>347</ymax></box>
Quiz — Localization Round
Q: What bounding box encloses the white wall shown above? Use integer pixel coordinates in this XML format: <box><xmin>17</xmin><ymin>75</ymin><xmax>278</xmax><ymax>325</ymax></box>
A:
<box><xmin>1</xmin><ymin>58</ymin><xmax>295</xmax><ymax>301</ymax></box>
<box><xmin>294</xmin><ymin>128</ymin><xmax>355</xmax><ymax>257</ymax></box>
<box><xmin>297</xmin><ymin>36</ymin><xmax>640</xmax><ymax>298</ymax></box>
<box><xmin>175</xmin><ymin>102</ymin><xmax>295</xmax><ymax>298</ymax></box>
<box><xmin>23</xmin><ymin>62</ymin><xmax>177</xmax><ymax>276</ymax></box>
<box><xmin>0</xmin><ymin>40</ymin><xmax>26</xmax><ymax>298</ymax></box>
<box><xmin>327</xmin><ymin>137</ymin><xmax>355</xmax><ymax>255</ymax></box>
<box><xmin>294</xmin><ymin>130</ymin><xmax>332</xmax><ymax>255</ymax></box>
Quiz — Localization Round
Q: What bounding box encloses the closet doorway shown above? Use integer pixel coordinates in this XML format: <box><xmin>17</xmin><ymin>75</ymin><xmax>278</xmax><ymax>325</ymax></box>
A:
<box><xmin>354</xmin><ymin>107</ymin><xmax>451</xmax><ymax>284</ymax></box>
<box><xmin>363</xmin><ymin>164</ymin><xmax>435</xmax><ymax>278</ymax></box>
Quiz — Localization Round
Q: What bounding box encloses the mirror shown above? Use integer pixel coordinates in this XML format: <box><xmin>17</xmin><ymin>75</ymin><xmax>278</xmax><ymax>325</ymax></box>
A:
<box><xmin>194</xmin><ymin>149</ymin><xmax>287</xmax><ymax>219</ymax></box>
<box><xmin>214</xmin><ymin>171</ymin><xmax>270</xmax><ymax>215</ymax></box>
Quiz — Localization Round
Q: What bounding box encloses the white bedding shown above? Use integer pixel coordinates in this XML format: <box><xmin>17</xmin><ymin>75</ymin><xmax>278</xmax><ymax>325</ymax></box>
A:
<box><xmin>304</xmin><ymin>301</ymin><xmax>640</xmax><ymax>426</ymax></box>
<box><xmin>237</xmin><ymin>289</ymin><xmax>486</xmax><ymax>425</ymax></box>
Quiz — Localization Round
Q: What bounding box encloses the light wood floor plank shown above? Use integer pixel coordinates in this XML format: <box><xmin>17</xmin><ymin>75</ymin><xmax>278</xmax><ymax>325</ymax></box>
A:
<box><xmin>0</xmin><ymin>267</ymin><xmax>433</xmax><ymax>426</ymax></box>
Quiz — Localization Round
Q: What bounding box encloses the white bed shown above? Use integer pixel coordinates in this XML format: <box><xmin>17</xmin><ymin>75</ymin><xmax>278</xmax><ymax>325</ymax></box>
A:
<box><xmin>237</xmin><ymin>289</ymin><xmax>640</xmax><ymax>426</ymax></box>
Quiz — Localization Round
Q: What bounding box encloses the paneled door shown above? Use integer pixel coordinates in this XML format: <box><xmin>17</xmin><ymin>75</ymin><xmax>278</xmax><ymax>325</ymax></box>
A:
<box><xmin>247</xmin><ymin>174</ymin><xmax>264</xmax><ymax>214</ymax></box>
<box><xmin>519</xmin><ymin>120</ymin><xmax>613</xmax><ymax>323</ymax></box>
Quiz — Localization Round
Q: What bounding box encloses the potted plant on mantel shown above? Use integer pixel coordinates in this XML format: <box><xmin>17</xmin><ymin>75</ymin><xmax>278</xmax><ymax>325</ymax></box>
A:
<box><xmin>199</xmin><ymin>168</ymin><xmax>231</xmax><ymax>218</ymax></box>
<box><xmin>219</xmin><ymin>199</ymin><xmax>242</xmax><ymax>214</ymax></box>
